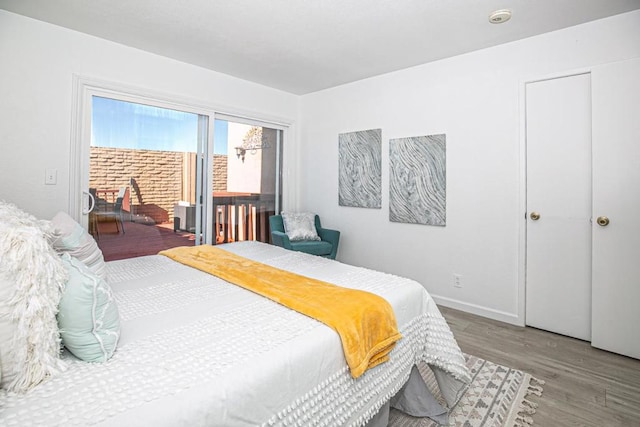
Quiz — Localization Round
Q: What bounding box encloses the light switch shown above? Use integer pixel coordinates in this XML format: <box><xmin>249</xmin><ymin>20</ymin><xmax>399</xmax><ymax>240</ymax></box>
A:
<box><xmin>45</xmin><ymin>168</ymin><xmax>57</xmax><ymax>185</ymax></box>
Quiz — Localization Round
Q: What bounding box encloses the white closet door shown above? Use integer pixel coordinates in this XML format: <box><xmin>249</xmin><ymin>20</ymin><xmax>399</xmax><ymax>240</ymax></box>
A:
<box><xmin>525</xmin><ymin>74</ymin><xmax>592</xmax><ymax>340</ymax></box>
<box><xmin>591</xmin><ymin>58</ymin><xmax>640</xmax><ymax>359</ymax></box>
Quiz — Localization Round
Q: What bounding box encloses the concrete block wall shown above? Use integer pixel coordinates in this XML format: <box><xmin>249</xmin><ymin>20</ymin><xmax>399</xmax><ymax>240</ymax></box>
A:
<box><xmin>90</xmin><ymin>147</ymin><xmax>228</xmax><ymax>224</ymax></box>
<box><xmin>213</xmin><ymin>155</ymin><xmax>227</xmax><ymax>192</ymax></box>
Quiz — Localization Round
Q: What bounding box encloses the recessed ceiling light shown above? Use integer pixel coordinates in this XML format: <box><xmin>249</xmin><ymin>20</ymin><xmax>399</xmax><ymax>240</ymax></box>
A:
<box><xmin>489</xmin><ymin>9</ymin><xmax>512</xmax><ymax>24</ymax></box>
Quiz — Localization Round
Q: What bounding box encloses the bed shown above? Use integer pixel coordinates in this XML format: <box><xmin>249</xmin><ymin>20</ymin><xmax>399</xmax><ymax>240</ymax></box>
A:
<box><xmin>0</xmin><ymin>231</ymin><xmax>469</xmax><ymax>426</ymax></box>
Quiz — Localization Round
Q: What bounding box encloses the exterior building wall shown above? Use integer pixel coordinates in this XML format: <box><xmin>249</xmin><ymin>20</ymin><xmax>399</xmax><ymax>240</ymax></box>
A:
<box><xmin>90</xmin><ymin>147</ymin><xmax>228</xmax><ymax>223</ymax></box>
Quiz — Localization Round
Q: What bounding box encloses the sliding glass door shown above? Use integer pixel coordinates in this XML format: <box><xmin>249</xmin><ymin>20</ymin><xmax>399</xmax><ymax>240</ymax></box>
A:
<box><xmin>88</xmin><ymin>96</ymin><xmax>206</xmax><ymax>260</ymax></box>
<box><xmin>212</xmin><ymin>116</ymin><xmax>283</xmax><ymax>245</ymax></box>
<box><xmin>73</xmin><ymin>77</ymin><xmax>290</xmax><ymax>260</ymax></box>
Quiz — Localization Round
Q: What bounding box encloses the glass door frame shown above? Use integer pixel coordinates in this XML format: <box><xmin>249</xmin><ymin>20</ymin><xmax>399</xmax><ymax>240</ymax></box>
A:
<box><xmin>70</xmin><ymin>75</ymin><xmax>294</xmax><ymax>246</ymax></box>
<box><xmin>72</xmin><ymin>80</ymin><xmax>211</xmax><ymax>243</ymax></box>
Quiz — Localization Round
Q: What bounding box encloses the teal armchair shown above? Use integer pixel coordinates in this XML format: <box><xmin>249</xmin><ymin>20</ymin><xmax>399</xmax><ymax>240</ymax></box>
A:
<box><xmin>269</xmin><ymin>215</ymin><xmax>340</xmax><ymax>260</ymax></box>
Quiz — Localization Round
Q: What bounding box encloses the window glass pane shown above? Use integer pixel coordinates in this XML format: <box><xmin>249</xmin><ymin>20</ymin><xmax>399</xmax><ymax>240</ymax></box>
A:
<box><xmin>89</xmin><ymin>96</ymin><xmax>200</xmax><ymax>260</ymax></box>
<box><xmin>212</xmin><ymin>119</ymin><xmax>282</xmax><ymax>244</ymax></box>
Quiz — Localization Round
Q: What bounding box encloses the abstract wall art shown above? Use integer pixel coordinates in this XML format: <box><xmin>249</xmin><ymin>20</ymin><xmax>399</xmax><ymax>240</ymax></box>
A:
<box><xmin>389</xmin><ymin>134</ymin><xmax>446</xmax><ymax>226</ymax></box>
<box><xmin>338</xmin><ymin>128</ymin><xmax>382</xmax><ymax>209</ymax></box>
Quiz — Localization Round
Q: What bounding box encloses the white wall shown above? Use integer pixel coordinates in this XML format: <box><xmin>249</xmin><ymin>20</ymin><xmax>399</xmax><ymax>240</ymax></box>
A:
<box><xmin>299</xmin><ymin>11</ymin><xmax>640</xmax><ymax>324</ymax></box>
<box><xmin>2</xmin><ymin>8</ymin><xmax>640</xmax><ymax>325</ymax></box>
<box><xmin>0</xmin><ymin>10</ymin><xmax>298</xmax><ymax>220</ymax></box>
<box><xmin>226</xmin><ymin>122</ymin><xmax>262</xmax><ymax>193</ymax></box>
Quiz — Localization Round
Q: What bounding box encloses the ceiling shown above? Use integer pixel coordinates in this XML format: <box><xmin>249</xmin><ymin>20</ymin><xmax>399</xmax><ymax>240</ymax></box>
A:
<box><xmin>1</xmin><ymin>0</ymin><xmax>639</xmax><ymax>95</ymax></box>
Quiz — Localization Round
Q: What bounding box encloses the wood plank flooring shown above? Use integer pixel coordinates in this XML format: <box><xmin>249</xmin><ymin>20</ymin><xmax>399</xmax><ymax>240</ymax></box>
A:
<box><xmin>439</xmin><ymin>306</ymin><xmax>640</xmax><ymax>426</ymax></box>
<box><xmin>94</xmin><ymin>220</ymin><xmax>195</xmax><ymax>261</ymax></box>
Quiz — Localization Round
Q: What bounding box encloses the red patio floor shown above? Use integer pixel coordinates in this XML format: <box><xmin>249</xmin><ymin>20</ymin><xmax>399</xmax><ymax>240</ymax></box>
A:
<box><xmin>94</xmin><ymin>220</ymin><xmax>195</xmax><ymax>262</ymax></box>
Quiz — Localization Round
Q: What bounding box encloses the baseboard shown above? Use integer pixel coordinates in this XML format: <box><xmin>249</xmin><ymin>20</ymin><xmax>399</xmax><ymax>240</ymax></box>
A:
<box><xmin>431</xmin><ymin>294</ymin><xmax>524</xmax><ymax>326</ymax></box>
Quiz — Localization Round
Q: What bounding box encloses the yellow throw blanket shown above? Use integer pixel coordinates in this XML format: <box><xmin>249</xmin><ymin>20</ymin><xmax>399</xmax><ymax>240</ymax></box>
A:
<box><xmin>159</xmin><ymin>245</ymin><xmax>402</xmax><ymax>378</ymax></box>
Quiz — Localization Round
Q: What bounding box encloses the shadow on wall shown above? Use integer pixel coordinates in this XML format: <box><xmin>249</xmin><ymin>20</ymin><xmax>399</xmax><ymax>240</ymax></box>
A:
<box><xmin>129</xmin><ymin>179</ymin><xmax>169</xmax><ymax>224</ymax></box>
<box><xmin>132</xmin><ymin>204</ymin><xmax>169</xmax><ymax>224</ymax></box>
<box><xmin>130</xmin><ymin>178</ymin><xmax>143</xmax><ymax>205</ymax></box>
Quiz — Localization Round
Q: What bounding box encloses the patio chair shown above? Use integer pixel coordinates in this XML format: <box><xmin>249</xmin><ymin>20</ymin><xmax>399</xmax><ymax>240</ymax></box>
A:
<box><xmin>269</xmin><ymin>214</ymin><xmax>340</xmax><ymax>259</ymax></box>
<box><xmin>95</xmin><ymin>187</ymin><xmax>129</xmax><ymax>234</ymax></box>
<box><xmin>89</xmin><ymin>187</ymin><xmax>108</xmax><ymax>213</ymax></box>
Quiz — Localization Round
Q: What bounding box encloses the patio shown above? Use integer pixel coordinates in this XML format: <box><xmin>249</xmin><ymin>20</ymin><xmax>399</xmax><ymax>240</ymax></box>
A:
<box><xmin>91</xmin><ymin>192</ymin><xmax>274</xmax><ymax>262</ymax></box>
<box><xmin>89</xmin><ymin>141</ymin><xmax>276</xmax><ymax>261</ymax></box>
<box><xmin>93</xmin><ymin>219</ymin><xmax>195</xmax><ymax>262</ymax></box>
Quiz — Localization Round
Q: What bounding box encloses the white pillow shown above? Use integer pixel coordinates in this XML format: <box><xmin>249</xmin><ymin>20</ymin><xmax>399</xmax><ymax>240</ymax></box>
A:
<box><xmin>281</xmin><ymin>212</ymin><xmax>321</xmax><ymax>241</ymax></box>
<box><xmin>0</xmin><ymin>201</ymin><xmax>67</xmax><ymax>392</ymax></box>
<box><xmin>50</xmin><ymin>211</ymin><xmax>106</xmax><ymax>280</ymax></box>
<box><xmin>58</xmin><ymin>254</ymin><xmax>120</xmax><ymax>362</ymax></box>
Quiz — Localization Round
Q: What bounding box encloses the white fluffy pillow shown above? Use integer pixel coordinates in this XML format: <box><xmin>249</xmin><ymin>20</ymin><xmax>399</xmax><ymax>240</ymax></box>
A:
<box><xmin>50</xmin><ymin>211</ymin><xmax>106</xmax><ymax>280</ymax></box>
<box><xmin>281</xmin><ymin>212</ymin><xmax>321</xmax><ymax>241</ymax></box>
<box><xmin>0</xmin><ymin>201</ymin><xmax>67</xmax><ymax>392</ymax></box>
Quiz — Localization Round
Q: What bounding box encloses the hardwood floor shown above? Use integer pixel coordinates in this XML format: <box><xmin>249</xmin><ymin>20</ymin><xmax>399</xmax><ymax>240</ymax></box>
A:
<box><xmin>439</xmin><ymin>306</ymin><xmax>640</xmax><ymax>426</ymax></box>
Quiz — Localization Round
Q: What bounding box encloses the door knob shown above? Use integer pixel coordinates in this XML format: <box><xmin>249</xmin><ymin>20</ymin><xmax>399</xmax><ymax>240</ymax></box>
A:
<box><xmin>530</xmin><ymin>212</ymin><xmax>541</xmax><ymax>221</ymax></box>
<box><xmin>596</xmin><ymin>216</ymin><xmax>610</xmax><ymax>226</ymax></box>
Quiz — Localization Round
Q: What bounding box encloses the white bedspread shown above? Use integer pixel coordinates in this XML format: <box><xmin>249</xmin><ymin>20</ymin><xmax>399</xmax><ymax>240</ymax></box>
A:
<box><xmin>0</xmin><ymin>241</ymin><xmax>469</xmax><ymax>426</ymax></box>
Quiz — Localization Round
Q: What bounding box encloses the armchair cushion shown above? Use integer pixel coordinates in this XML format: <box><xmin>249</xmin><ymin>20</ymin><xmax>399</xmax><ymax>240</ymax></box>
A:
<box><xmin>290</xmin><ymin>240</ymin><xmax>333</xmax><ymax>257</ymax></box>
<box><xmin>281</xmin><ymin>212</ymin><xmax>320</xmax><ymax>241</ymax></box>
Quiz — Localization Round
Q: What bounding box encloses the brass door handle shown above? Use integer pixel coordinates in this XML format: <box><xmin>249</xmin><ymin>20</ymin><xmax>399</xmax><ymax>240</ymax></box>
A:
<box><xmin>530</xmin><ymin>212</ymin><xmax>541</xmax><ymax>221</ymax></box>
<box><xmin>596</xmin><ymin>216</ymin><xmax>610</xmax><ymax>226</ymax></box>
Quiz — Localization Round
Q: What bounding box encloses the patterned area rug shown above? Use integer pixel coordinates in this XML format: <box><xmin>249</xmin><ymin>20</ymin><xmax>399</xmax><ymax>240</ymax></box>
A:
<box><xmin>389</xmin><ymin>354</ymin><xmax>544</xmax><ymax>427</ymax></box>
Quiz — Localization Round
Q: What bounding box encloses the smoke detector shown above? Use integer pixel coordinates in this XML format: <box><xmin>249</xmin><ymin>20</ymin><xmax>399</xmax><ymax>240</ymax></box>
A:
<box><xmin>489</xmin><ymin>9</ymin><xmax>512</xmax><ymax>24</ymax></box>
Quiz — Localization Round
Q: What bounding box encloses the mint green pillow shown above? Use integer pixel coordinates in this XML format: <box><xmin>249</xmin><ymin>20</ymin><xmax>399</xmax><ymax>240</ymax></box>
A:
<box><xmin>58</xmin><ymin>254</ymin><xmax>120</xmax><ymax>362</ymax></box>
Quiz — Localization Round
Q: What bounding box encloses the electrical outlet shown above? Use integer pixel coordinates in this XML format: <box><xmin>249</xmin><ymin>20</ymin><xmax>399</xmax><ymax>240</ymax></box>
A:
<box><xmin>45</xmin><ymin>168</ymin><xmax>57</xmax><ymax>185</ymax></box>
<box><xmin>453</xmin><ymin>274</ymin><xmax>463</xmax><ymax>288</ymax></box>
